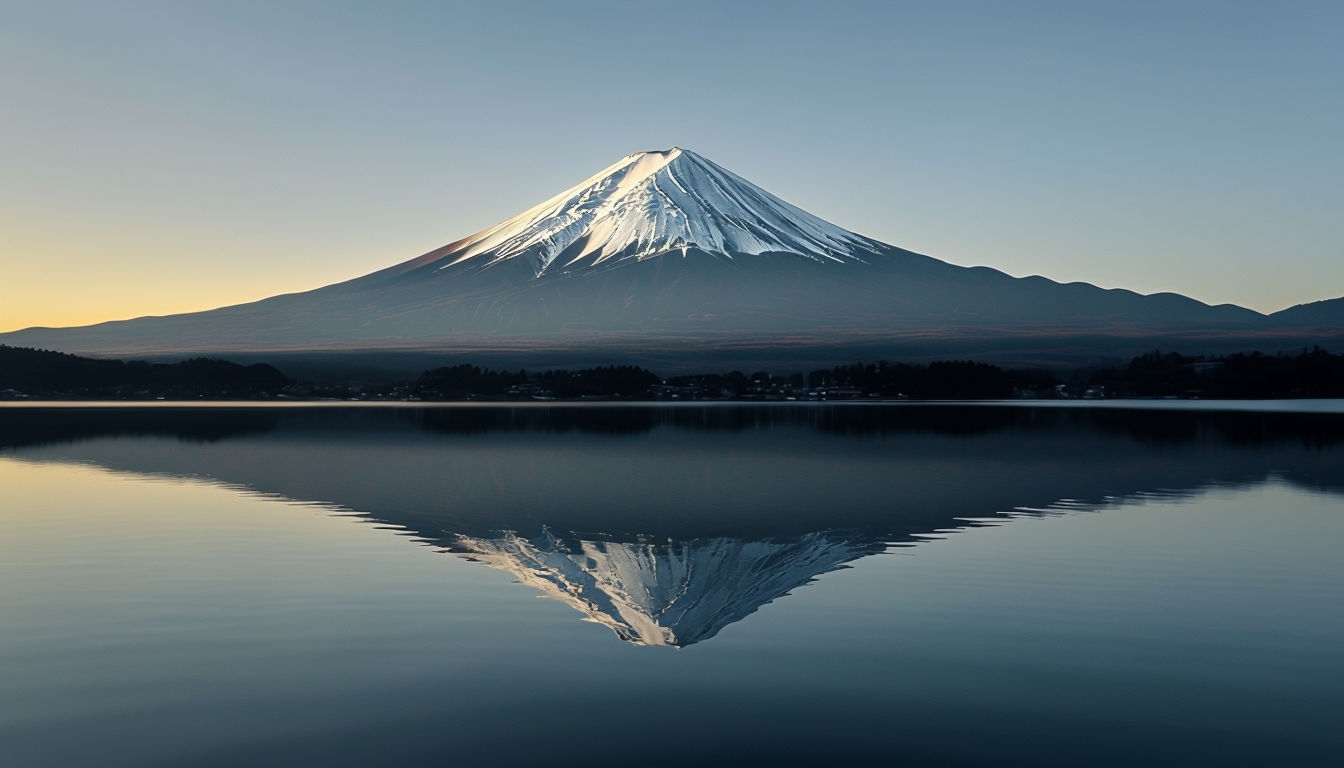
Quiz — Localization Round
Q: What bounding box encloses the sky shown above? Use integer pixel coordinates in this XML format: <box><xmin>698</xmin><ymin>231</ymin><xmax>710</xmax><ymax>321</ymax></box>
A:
<box><xmin>2</xmin><ymin>0</ymin><xmax>1341</xmax><ymax>332</ymax></box>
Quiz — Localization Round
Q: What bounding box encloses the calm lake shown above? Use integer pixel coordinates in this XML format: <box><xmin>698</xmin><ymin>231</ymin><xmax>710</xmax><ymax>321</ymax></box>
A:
<box><xmin>2</xmin><ymin>402</ymin><xmax>1342</xmax><ymax>766</ymax></box>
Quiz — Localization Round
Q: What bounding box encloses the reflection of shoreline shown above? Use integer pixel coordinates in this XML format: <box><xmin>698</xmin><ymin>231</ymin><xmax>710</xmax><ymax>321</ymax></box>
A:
<box><xmin>5</xmin><ymin>407</ymin><xmax>1343</xmax><ymax>526</ymax></box>
<box><xmin>448</xmin><ymin>529</ymin><xmax>887</xmax><ymax>647</ymax></box>
<box><xmin>5</xmin><ymin>407</ymin><xmax>1342</xmax><ymax>513</ymax></box>
<box><xmin>0</xmin><ymin>407</ymin><xmax>282</xmax><ymax>450</ymax></box>
<box><xmin>5</xmin><ymin>401</ymin><xmax>1344</xmax><ymax>447</ymax></box>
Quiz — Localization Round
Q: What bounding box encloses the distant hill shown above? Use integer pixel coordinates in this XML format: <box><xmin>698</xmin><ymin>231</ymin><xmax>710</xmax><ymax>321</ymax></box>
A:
<box><xmin>1269</xmin><ymin>296</ymin><xmax>1344</xmax><ymax>328</ymax></box>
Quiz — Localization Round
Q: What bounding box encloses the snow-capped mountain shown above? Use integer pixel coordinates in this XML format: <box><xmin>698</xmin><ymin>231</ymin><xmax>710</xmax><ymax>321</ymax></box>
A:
<box><xmin>2</xmin><ymin>146</ymin><xmax>1335</xmax><ymax>364</ymax></box>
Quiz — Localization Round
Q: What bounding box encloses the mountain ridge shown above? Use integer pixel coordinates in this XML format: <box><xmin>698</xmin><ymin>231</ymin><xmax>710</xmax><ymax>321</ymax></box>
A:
<box><xmin>2</xmin><ymin>147</ymin><xmax>1339</xmax><ymax>364</ymax></box>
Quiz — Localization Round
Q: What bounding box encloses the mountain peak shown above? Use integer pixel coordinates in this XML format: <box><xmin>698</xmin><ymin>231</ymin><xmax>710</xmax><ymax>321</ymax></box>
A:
<box><xmin>429</xmin><ymin>147</ymin><xmax>878</xmax><ymax>277</ymax></box>
<box><xmin>632</xmin><ymin>146</ymin><xmax>682</xmax><ymax>157</ymax></box>
<box><xmin>628</xmin><ymin>146</ymin><xmax>686</xmax><ymax>161</ymax></box>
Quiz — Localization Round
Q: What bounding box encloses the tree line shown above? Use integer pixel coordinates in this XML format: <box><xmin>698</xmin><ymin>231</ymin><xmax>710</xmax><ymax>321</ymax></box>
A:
<box><xmin>0</xmin><ymin>346</ymin><xmax>289</xmax><ymax>399</ymax></box>
<box><xmin>414</xmin><ymin>349</ymin><xmax>1344</xmax><ymax>400</ymax></box>
<box><xmin>4</xmin><ymin>344</ymin><xmax>1342</xmax><ymax>400</ymax></box>
<box><xmin>1087</xmin><ymin>348</ymin><xmax>1344</xmax><ymax>398</ymax></box>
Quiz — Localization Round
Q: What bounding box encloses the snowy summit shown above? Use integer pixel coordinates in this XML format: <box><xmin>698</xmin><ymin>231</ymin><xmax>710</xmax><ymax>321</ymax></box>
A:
<box><xmin>412</xmin><ymin>147</ymin><xmax>880</xmax><ymax>277</ymax></box>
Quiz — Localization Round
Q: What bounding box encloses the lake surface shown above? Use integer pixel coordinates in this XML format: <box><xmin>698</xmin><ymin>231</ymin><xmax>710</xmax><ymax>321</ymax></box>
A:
<box><xmin>2</xmin><ymin>403</ymin><xmax>1342</xmax><ymax>766</ymax></box>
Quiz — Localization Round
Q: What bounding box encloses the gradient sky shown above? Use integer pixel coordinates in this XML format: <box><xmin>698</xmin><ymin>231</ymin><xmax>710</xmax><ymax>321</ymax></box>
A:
<box><xmin>2</xmin><ymin>0</ymin><xmax>1341</xmax><ymax>332</ymax></box>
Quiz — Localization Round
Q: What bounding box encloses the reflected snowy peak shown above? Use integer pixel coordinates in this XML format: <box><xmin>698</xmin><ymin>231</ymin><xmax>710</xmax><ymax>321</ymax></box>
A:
<box><xmin>449</xmin><ymin>528</ymin><xmax>886</xmax><ymax>647</ymax></box>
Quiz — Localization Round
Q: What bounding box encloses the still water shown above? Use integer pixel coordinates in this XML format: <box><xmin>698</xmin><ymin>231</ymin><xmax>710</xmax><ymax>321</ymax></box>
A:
<box><xmin>1</xmin><ymin>403</ymin><xmax>1342</xmax><ymax>766</ymax></box>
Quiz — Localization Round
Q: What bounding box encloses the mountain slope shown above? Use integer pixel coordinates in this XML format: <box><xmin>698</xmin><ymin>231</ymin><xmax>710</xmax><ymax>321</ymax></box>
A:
<box><xmin>4</xmin><ymin>146</ymin><xmax>1332</xmax><ymax>364</ymax></box>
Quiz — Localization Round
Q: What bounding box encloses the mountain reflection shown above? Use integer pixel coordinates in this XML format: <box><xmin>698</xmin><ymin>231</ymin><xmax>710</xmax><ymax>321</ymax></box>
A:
<box><xmin>449</xmin><ymin>529</ymin><xmax>886</xmax><ymax>647</ymax></box>
<box><xmin>3</xmin><ymin>403</ymin><xmax>1342</xmax><ymax>646</ymax></box>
